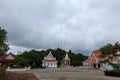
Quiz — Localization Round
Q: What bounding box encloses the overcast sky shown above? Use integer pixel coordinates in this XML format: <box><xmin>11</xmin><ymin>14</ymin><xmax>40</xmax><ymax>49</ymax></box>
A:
<box><xmin>0</xmin><ymin>0</ymin><xmax>120</xmax><ymax>55</ymax></box>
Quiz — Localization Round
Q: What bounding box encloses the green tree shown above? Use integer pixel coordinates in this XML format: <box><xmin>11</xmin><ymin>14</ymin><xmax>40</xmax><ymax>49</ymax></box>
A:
<box><xmin>100</xmin><ymin>43</ymin><xmax>113</xmax><ymax>57</ymax></box>
<box><xmin>15</xmin><ymin>50</ymin><xmax>42</xmax><ymax>67</ymax></box>
<box><xmin>14</xmin><ymin>56</ymin><xmax>29</xmax><ymax>67</ymax></box>
<box><xmin>100</xmin><ymin>42</ymin><xmax>120</xmax><ymax>57</ymax></box>
<box><xmin>0</xmin><ymin>27</ymin><xmax>9</xmax><ymax>55</ymax></box>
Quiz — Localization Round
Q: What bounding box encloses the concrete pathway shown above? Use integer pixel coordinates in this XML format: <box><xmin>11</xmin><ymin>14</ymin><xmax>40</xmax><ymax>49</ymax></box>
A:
<box><xmin>16</xmin><ymin>68</ymin><xmax>120</xmax><ymax>80</ymax></box>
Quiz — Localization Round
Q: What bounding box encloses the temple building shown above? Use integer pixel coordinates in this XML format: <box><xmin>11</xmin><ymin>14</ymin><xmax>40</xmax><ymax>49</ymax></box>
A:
<box><xmin>83</xmin><ymin>50</ymin><xmax>119</xmax><ymax>70</ymax></box>
<box><xmin>42</xmin><ymin>52</ymin><xmax>58</xmax><ymax>68</ymax></box>
<box><xmin>61</xmin><ymin>53</ymin><xmax>71</xmax><ymax>67</ymax></box>
<box><xmin>83</xmin><ymin>50</ymin><xmax>104</xmax><ymax>69</ymax></box>
<box><xmin>0</xmin><ymin>53</ymin><xmax>16</xmax><ymax>65</ymax></box>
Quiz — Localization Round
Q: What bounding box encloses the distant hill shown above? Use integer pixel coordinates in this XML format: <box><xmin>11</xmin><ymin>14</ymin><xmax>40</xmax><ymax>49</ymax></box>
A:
<box><xmin>16</xmin><ymin>48</ymin><xmax>88</xmax><ymax>67</ymax></box>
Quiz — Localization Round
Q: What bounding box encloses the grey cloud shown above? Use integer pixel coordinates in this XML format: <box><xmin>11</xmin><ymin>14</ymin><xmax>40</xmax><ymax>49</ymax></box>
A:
<box><xmin>1</xmin><ymin>0</ymin><xmax>120</xmax><ymax>55</ymax></box>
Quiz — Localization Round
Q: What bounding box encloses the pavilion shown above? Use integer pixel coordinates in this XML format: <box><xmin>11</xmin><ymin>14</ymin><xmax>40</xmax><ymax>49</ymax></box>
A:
<box><xmin>61</xmin><ymin>53</ymin><xmax>71</xmax><ymax>67</ymax></box>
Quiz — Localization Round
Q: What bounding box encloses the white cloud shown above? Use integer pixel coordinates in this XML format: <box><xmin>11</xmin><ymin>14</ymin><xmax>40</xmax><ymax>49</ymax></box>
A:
<box><xmin>8</xmin><ymin>45</ymin><xmax>30</xmax><ymax>54</ymax></box>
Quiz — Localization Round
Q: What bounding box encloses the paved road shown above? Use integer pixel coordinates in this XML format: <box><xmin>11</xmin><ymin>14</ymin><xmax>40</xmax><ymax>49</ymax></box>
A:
<box><xmin>18</xmin><ymin>68</ymin><xmax>120</xmax><ymax>80</ymax></box>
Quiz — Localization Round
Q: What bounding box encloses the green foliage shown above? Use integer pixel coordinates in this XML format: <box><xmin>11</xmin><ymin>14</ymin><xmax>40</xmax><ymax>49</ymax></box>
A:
<box><xmin>69</xmin><ymin>52</ymin><xmax>87</xmax><ymax>66</ymax></box>
<box><xmin>100</xmin><ymin>42</ymin><xmax>120</xmax><ymax>57</ymax></box>
<box><xmin>15</xmin><ymin>50</ymin><xmax>42</xmax><ymax>67</ymax></box>
<box><xmin>0</xmin><ymin>65</ymin><xmax>7</xmax><ymax>77</ymax></box>
<box><xmin>0</xmin><ymin>27</ymin><xmax>9</xmax><ymax>55</ymax></box>
<box><xmin>100</xmin><ymin>43</ymin><xmax>114</xmax><ymax>57</ymax></box>
<box><xmin>15</xmin><ymin>57</ymin><xmax>29</xmax><ymax>67</ymax></box>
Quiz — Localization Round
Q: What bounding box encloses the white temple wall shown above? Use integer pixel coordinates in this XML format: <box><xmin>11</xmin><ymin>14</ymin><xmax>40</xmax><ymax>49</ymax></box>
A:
<box><xmin>42</xmin><ymin>62</ymin><xmax>57</xmax><ymax>68</ymax></box>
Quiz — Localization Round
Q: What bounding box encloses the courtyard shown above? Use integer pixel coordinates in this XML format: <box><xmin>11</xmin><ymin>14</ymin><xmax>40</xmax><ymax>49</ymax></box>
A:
<box><xmin>16</xmin><ymin>68</ymin><xmax>120</xmax><ymax>80</ymax></box>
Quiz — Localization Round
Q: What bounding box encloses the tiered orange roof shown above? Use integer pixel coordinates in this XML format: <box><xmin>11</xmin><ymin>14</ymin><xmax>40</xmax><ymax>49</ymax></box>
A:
<box><xmin>84</xmin><ymin>50</ymin><xmax>119</xmax><ymax>64</ymax></box>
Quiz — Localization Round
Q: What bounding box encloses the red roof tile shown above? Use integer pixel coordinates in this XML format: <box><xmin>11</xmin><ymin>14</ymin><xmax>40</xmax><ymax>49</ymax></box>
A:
<box><xmin>43</xmin><ymin>59</ymin><xmax>57</xmax><ymax>62</ymax></box>
<box><xmin>0</xmin><ymin>59</ymin><xmax>15</xmax><ymax>62</ymax></box>
<box><xmin>0</xmin><ymin>53</ymin><xmax>16</xmax><ymax>63</ymax></box>
<box><xmin>84</xmin><ymin>50</ymin><xmax>119</xmax><ymax>64</ymax></box>
<box><xmin>93</xmin><ymin>50</ymin><xmax>101</xmax><ymax>55</ymax></box>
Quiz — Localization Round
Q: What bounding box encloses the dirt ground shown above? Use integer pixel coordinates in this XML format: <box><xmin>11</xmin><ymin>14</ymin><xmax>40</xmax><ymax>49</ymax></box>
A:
<box><xmin>17</xmin><ymin>68</ymin><xmax>120</xmax><ymax>80</ymax></box>
<box><xmin>0</xmin><ymin>73</ymin><xmax>38</xmax><ymax>80</ymax></box>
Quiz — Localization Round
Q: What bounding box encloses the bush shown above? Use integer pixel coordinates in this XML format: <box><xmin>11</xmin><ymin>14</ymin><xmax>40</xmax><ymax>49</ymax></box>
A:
<box><xmin>104</xmin><ymin>70</ymin><xmax>120</xmax><ymax>77</ymax></box>
<box><xmin>0</xmin><ymin>65</ymin><xmax>7</xmax><ymax>77</ymax></box>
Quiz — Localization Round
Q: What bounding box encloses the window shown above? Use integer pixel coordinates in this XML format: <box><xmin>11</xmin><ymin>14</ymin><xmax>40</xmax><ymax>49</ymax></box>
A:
<box><xmin>51</xmin><ymin>63</ymin><xmax>53</xmax><ymax>66</ymax></box>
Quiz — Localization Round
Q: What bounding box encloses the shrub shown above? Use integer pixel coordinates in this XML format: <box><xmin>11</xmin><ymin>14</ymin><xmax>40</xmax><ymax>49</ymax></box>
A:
<box><xmin>0</xmin><ymin>65</ymin><xmax>7</xmax><ymax>77</ymax></box>
<box><xmin>104</xmin><ymin>70</ymin><xmax>120</xmax><ymax>77</ymax></box>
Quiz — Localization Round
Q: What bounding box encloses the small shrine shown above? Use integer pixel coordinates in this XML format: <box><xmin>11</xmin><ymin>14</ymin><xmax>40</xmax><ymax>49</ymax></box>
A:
<box><xmin>61</xmin><ymin>53</ymin><xmax>70</xmax><ymax>67</ymax></box>
<box><xmin>42</xmin><ymin>52</ymin><xmax>58</xmax><ymax>68</ymax></box>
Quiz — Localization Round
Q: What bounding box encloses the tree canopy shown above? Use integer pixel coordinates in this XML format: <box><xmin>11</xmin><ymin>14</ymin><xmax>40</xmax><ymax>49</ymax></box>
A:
<box><xmin>100</xmin><ymin>42</ymin><xmax>120</xmax><ymax>57</ymax></box>
<box><xmin>0</xmin><ymin>27</ymin><xmax>9</xmax><ymax>55</ymax></box>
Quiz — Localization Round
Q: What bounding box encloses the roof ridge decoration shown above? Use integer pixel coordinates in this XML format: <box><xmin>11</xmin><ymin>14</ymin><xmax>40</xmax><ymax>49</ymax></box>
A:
<box><xmin>63</xmin><ymin>53</ymin><xmax>70</xmax><ymax>61</ymax></box>
<box><xmin>44</xmin><ymin>51</ymin><xmax>56</xmax><ymax>60</ymax></box>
